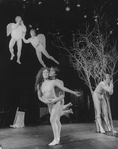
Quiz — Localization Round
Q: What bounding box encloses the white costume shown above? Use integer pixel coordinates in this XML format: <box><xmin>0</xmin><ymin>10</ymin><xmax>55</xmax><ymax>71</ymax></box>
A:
<box><xmin>7</xmin><ymin>16</ymin><xmax>26</xmax><ymax>64</ymax></box>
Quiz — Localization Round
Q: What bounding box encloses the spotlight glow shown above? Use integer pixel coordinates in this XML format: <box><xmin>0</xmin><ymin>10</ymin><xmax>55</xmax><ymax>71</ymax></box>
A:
<box><xmin>77</xmin><ymin>4</ymin><xmax>80</xmax><ymax>7</ymax></box>
<box><xmin>65</xmin><ymin>6</ymin><xmax>70</xmax><ymax>11</ymax></box>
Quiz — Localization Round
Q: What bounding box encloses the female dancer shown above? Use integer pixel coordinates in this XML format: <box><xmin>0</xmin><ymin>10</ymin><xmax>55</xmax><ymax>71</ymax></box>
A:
<box><xmin>35</xmin><ymin>67</ymin><xmax>79</xmax><ymax>146</ymax></box>
<box><xmin>23</xmin><ymin>29</ymin><xmax>59</xmax><ymax>67</ymax></box>
<box><xmin>7</xmin><ymin>16</ymin><xmax>26</xmax><ymax>64</ymax></box>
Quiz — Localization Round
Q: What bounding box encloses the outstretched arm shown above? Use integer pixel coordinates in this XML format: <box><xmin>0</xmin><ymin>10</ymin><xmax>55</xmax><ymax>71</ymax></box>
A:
<box><xmin>22</xmin><ymin>36</ymin><xmax>31</xmax><ymax>44</ymax></box>
<box><xmin>54</xmin><ymin>81</ymin><xmax>80</xmax><ymax>96</ymax></box>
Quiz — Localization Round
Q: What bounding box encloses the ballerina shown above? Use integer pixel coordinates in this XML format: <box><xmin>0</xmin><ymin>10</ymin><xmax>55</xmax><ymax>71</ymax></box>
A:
<box><xmin>7</xmin><ymin>16</ymin><xmax>26</xmax><ymax>64</ymax></box>
<box><xmin>23</xmin><ymin>29</ymin><xmax>59</xmax><ymax>67</ymax></box>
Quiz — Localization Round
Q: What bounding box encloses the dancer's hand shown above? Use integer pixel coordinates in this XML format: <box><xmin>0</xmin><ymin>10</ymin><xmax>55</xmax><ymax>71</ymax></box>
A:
<box><xmin>74</xmin><ymin>91</ymin><xmax>81</xmax><ymax>97</ymax></box>
<box><xmin>47</xmin><ymin>99</ymin><xmax>55</xmax><ymax>104</ymax></box>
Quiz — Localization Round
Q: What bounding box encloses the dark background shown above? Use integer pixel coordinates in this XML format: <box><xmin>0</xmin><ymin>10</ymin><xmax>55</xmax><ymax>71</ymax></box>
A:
<box><xmin>0</xmin><ymin>0</ymin><xmax>118</xmax><ymax>126</ymax></box>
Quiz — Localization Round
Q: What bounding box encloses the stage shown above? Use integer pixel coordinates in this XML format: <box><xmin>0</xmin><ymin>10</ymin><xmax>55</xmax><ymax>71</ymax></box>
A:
<box><xmin>0</xmin><ymin>121</ymin><xmax>118</xmax><ymax>149</ymax></box>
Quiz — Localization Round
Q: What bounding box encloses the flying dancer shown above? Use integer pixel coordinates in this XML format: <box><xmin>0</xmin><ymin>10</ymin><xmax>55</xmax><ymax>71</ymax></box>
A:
<box><xmin>23</xmin><ymin>29</ymin><xmax>59</xmax><ymax>67</ymax></box>
<box><xmin>7</xmin><ymin>16</ymin><xmax>26</xmax><ymax>64</ymax></box>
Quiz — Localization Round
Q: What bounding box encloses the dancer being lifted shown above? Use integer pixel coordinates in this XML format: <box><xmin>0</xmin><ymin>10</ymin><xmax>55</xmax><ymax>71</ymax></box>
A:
<box><xmin>7</xmin><ymin>16</ymin><xmax>26</xmax><ymax>64</ymax></box>
<box><xmin>35</xmin><ymin>67</ymin><xmax>80</xmax><ymax>146</ymax></box>
<box><xmin>23</xmin><ymin>29</ymin><xmax>59</xmax><ymax>67</ymax></box>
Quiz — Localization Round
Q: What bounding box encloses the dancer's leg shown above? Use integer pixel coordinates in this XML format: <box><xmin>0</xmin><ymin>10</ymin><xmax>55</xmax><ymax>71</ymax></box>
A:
<box><xmin>101</xmin><ymin>97</ymin><xmax>111</xmax><ymax>131</ymax></box>
<box><xmin>9</xmin><ymin>38</ymin><xmax>16</xmax><ymax>60</ymax></box>
<box><xmin>93</xmin><ymin>93</ymin><xmax>105</xmax><ymax>133</ymax></box>
<box><xmin>49</xmin><ymin>102</ymin><xmax>60</xmax><ymax>146</ymax></box>
<box><xmin>36</xmin><ymin>51</ymin><xmax>46</xmax><ymax>67</ymax></box>
<box><xmin>63</xmin><ymin>102</ymin><xmax>72</xmax><ymax>110</ymax></box>
<box><xmin>42</xmin><ymin>47</ymin><xmax>59</xmax><ymax>64</ymax></box>
<box><xmin>56</xmin><ymin>100</ymin><xmax>64</xmax><ymax>142</ymax></box>
<box><xmin>61</xmin><ymin>109</ymin><xmax>73</xmax><ymax>116</ymax></box>
<box><xmin>16</xmin><ymin>39</ymin><xmax>22</xmax><ymax>64</ymax></box>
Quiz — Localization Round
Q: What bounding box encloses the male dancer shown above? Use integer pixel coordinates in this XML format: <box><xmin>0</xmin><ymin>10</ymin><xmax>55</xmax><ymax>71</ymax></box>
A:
<box><xmin>93</xmin><ymin>74</ymin><xmax>114</xmax><ymax>133</ymax></box>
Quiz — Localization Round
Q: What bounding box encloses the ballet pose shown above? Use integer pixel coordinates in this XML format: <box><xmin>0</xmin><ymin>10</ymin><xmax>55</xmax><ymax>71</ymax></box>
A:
<box><xmin>23</xmin><ymin>29</ymin><xmax>59</xmax><ymax>67</ymax></box>
<box><xmin>7</xmin><ymin>16</ymin><xmax>26</xmax><ymax>64</ymax></box>
<box><xmin>35</xmin><ymin>67</ymin><xmax>79</xmax><ymax>146</ymax></box>
<box><xmin>92</xmin><ymin>74</ymin><xmax>113</xmax><ymax>133</ymax></box>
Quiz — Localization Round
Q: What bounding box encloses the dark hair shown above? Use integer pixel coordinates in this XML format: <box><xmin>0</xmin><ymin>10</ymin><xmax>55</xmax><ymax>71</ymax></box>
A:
<box><xmin>34</xmin><ymin>67</ymin><xmax>49</xmax><ymax>91</ymax></box>
<box><xmin>50</xmin><ymin>66</ymin><xmax>60</xmax><ymax>74</ymax></box>
<box><xmin>30</xmin><ymin>29</ymin><xmax>36</xmax><ymax>34</ymax></box>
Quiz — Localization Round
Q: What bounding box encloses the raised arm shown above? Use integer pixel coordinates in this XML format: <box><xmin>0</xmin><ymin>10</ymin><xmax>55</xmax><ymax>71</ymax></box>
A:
<box><xmin>109</xmin><ymin>80</ymin><xmax>114</xmax><ymax>95</ymax></box>
<box><xmin>102</xmin><ymin>82</ymin><xmax>113</xmax><ymax>93</ymax></box>
<box><xmin>11</xmin><ymin>22</ymin><xmax>19</xmax><ymax>30</ymax></box>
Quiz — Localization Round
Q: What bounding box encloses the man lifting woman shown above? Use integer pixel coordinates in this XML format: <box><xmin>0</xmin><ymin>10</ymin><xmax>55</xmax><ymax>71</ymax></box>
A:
<box><xmin>35</xmin><ymin>67</ymin><xmax>80</xmax><ymax>146</ymax></box>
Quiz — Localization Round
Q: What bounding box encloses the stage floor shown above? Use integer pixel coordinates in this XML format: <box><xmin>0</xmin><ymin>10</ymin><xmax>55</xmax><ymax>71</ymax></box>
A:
<box><xmin>0</xmin><ymin>121</ymin><xmax>118</xmax><ymax>149</ymax></box>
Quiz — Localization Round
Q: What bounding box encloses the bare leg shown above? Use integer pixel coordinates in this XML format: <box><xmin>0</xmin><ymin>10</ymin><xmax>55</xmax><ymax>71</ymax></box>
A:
<box><xmin>16</xmin><ymin>39</ymin><xmax>22</xmax><ymax>64</ymax></box>
<box><xmin>101</xmin><ymin>98</ymin><xmax>111</xmax><ymax>131</ymax></box>
<box><xmin>49</xmin><ymin>102</ymin><xmax>60</xmax><ymax>146</ymax></box>
<box><xmin>36</xmin><ymin>51</ymin><xmax>46</xmax><ymax>67</ymax></box>
<box><xmin>9</xmin><ymin>38</ymin><xmax>16</xmax><ymax>60</ymax></box>
<box><xmin>63</xmin><ymin>102</ymin><xmax>72</xmax><ymax>110</ymax></box>
<box><xmin>42</xmin><ymin>48</ymin><xmax>59</xmax><ymax>64</ymax></box>
<box><xmin>61</xmin><ymin>109</ymin><xmax>73</xmax><ymax>116</ymax></box>
<box><xmin>93</xmin><ymin>93</ymin><xmax>105</xmax><ymax>133</ymax></box>
<box><xmin>56</xmin><ymin>101</ymin><xmax>63</xmax><ymax>143</ymax></box>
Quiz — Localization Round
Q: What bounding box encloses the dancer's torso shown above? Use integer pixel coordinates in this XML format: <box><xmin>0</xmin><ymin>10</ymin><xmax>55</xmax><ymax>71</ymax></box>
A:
<box><xmin>11</xmin><ymin>24</ymin><xmax>26</xmax><ymax>40</ymax></box>
<box><xmin>41</xmin><ymin>80</ymin><xmax>56</xmax><ymax>100</ymax></box>
<box><xmin>31</xmin><ymin>37</ymin><xmax>43</xmax><ymax>52</ymax></box>
<box><xmin>54</xmin><ymin>79</ymin><xmax>64</xmax><ymax>105</ymax></box>
<box><xmin>94</xmin><ymin>82</ymin><xmax>106</xmax><ymax>94</ymax></box>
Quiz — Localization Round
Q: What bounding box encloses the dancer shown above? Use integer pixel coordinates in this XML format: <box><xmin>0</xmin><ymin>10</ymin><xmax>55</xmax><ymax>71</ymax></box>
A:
<box><xmin>92</xmin><ymin>74</ymin><xmax>113</xmax><ymax>133</ymax></box>
<box><xmin>35</xmin><ymin>67</ymin><xmax>79</xmax><ymax>146</ymax></box>
<box><xmin>49</xmin><ymin>66</ymin><xmax>73</xmax><ymax>115</ymax></box>
<box><xmin>7</xmin><ymin>16</ymin><xmax>26</xmax><ymax>64</ymax></box>
<box><xmin>23</xmin><ymin>29</ymin><xmax>59</xmax><ymax>67</ymax></box>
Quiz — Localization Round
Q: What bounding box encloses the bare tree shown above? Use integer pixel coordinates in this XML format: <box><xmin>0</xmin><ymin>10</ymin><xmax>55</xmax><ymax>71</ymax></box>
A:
<box><xmin>51</xmin><ymin>13</ymin><xmax>118</xmax><ymax>95</ymax></box>
<box><xmin>50</xmin><ymin>12</ymin><xmax>118</xmax><ymax>134</ymax></box>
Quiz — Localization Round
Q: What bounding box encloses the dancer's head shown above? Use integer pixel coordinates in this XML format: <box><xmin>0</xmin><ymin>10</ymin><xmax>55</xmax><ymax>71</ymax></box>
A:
<box><xmin>35</xmin><ymin>67</ymin><xmax>49</xmax><ymax>91</ymax></box>
<box><xmin>15</xmin><ymin>16</ymin><xmax>22</xmax><ymax>23</ymax></box>
<box><xmin>104</xmin><ymin>74</ymin><xmax>111</xmax><ymax>84</ymax></box>
<box><xmin>30</xmin><ymin>29</ymin><xmax>36</xmax><ymax>37</ymax></box>
<box><xmin>49</xmin><ymin>66</ymin><xmax>59</xmax><ymax>79</ymax></box>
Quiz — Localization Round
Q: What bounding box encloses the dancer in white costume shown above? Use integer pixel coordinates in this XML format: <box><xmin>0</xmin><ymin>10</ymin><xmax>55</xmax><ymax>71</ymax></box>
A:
<box><xmin>7</xmin><ymin>16</ymin><xmax>26</xmax><ymax>64</ymax></box>
<box><xmin>23</xmin><ymin>29</ymin><xmax>59</xmax><ymax>67</ymax></box>
<box><xmin>93</xmin><ymin>74</ymin><xmax>114</xmax><ymax>133</ymax></box>
<box><xmin>35</xmin><ymin>67</ymin><xmax>79</xmax><ymax>146</ymax></box>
